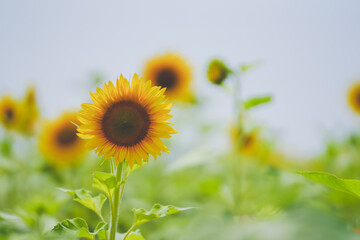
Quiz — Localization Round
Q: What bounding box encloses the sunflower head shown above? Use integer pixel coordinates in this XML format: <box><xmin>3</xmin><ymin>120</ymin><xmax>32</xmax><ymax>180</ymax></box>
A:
<box><xmin>77</xmin><ymin>74</ymin><xmax>177</xmax><ymax>168</ymax></box>
<box><xmin>144</xmin><ymin>53</ymin><xmax>193</xmax><ymax>102</ymax></box>
<box><xmin>241</xmin><ymin>132</ymin><xmax>259</xmax><ymax>155</ymax></box>
<box><xmin>39</xmin><ymin>112</ymin><xmax>86</xmax><ymax>167</ymax></box>
<box><xmin>0</xmin><ymin>95</ymin><xmax>21</xmax><ymax>130</ymax></box>
<box><xmin>348</xmin><ymin>81</ymin><xmax>360</xmax><ymax>115</ymax></box>
<box><xmin>207</xmin><ymin>59</ymin><xmax>231</xmax><ymax>85</ymax></box>
<box><xmin>230</xmin><ymin>125</ymin><xmax>259</xmax><ymax>155</ymax></box>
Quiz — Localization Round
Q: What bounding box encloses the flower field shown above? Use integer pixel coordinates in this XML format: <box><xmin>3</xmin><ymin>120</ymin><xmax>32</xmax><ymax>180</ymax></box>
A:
<box><xmin>1</xmin><ymin>1</ymin><xmax>360</xmax><ymax>240</ymax></box>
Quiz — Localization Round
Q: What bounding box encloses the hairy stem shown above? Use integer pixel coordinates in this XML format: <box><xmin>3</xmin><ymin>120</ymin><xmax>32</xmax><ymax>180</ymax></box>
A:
<box><xmin>109</xmin><ymin>160</ymin><xmax>126</xmax><ymax>240</ymax></box>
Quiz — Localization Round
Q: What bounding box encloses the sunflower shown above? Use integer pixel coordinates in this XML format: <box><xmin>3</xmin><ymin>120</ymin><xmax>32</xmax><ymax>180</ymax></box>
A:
<box><xmin>207</xmin><ymin>59</ymin><xmax>231</xmax><ymax>85</ymax></box>
<box><xmin>143</xmin><ymin>53</ymin><xmax>193</xmax><ymax>102</ymax></box>
<box><xmin>0</xmin><ymin>95</ymin><xmax>21</xmax><ymax>130</ymax></box>
<box><xmin>348</xmin><ymin>81</ymin><xmax>360</xmax><ymax>114</ymax></box>
<box><xmin>39</xmin><ymin>112</ymin><xmax>86</xmax><ymax>167</ymax></box>
<box><xmin>77</xmin><ymin>74</ymin><xmax>177</xmax><ymax>168</ymax></box>
<box><xmin>241</xmin><ymin>132</ymin><xmax>258</xmax><ymax>154</ymax></box>
<box><xmin>230</xmin><ymin>125</ymin><xmax>259</xmax><ymax>155</ymax></box>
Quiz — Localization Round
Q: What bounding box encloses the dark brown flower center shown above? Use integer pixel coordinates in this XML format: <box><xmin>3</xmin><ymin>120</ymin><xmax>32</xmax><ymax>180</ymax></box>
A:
<box><xmin>57</xmin><ymin>125</ymin><xmax>78</xmax><ymax>147</ymax></box>
<box><xmin>5</xmin><ymin>108</ymin><xmax>14</xmax><ymax>123</ymax></box>
<box><xmin>212</xmin><ymin>65</ymin><xmax>227</xmax><ymax>84</ymax></box>
<box><xmin>156</xmin><ymin>68</ymin><xmax>177</xmax><ymax>91</ymax></box>
<box><xmin>243</xmin><ymin>135</ymin><xmax>253</xmax><ymax>148</ymax></box>
<box><xmin>101</xmin><ymin>101</ymin><xmax>150</xmax><ymax>147</ymax></box>
<box><xmin>356</xmin><ymin>92</ymin><xmax>360</xmax><ymax>106</ymax></box>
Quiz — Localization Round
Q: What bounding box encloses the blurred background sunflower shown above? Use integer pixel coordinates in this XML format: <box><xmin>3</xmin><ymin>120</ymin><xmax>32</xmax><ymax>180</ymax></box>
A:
<box><xmin>144</xmin><ymin>53</ymin><xmax>193</xmax><ymax>102</ymax></box>
<box><xmin>39</xmin><ymin>112</ymin><xmax>86</xmax><ymax>167</ymax></box>
<box><xmin>0</xmin><ymin>96</ymin><xmax>21</xmax><ymax>130</ymax></box>
<box><xmin>347</xmin><ymin>81</ymin><xmax>360</xmax><ymax>115</ymax></box>
<box><xmin>207</xmin><ymin>59</ymin><xmax>232</xmax><ymax>85</ymax></box>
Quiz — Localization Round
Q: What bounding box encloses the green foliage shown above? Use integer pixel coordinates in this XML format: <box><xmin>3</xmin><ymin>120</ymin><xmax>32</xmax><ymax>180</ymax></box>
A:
<box><xmin>125</xmin><ymin>230</ymin><xmax>145</xmax><ymax>240</ymax></box>
<box><xmin>94</xmin><ymin>221</ymin><xmax>109</xmax><ymax>240</ymax></box>
<box><xmin>132</xmin><ymin>204</ymin><xmax>192</xmax><ymax>227</ymax></box>
<box><xmin>243</xmin><ymin>95</ymin><xmax>272</xmax><ymax>110</ymax></box>
<box><xmin>93</xmin><ymin>171</ymin><xmax>122</xmax><ymax>198</ymax></box>
<box><xmin>0</xmin><ymin>212</ymin><xmax>28</xmax><ymax>234</ymax></box>
<box><xmin>0</xmin><ymin>138</ymin><xmax>12</xmax><ymax>158</ymax></box>
<box><xmin>118</xmin><ymin>229</ymin><xmax>145</xmax><ymax>240</ymax></box>
<box><xmin>52</xmin><ymin>217</ymin><xmax>108</xmax><ymax>239</ymax></box>
<box><xmin>59</xmin><ymin>188</ymin><xmax>106</xmax><ymax>220</ymax></box>
<box><xmin>3</xmin><ymin>70</ymin><xmax>360</xmax><ymax>240</ymax></box>
<box><xmin>299</xmin><ymin>171</ymin><xmax>360</xmax><ymax>199</ymax></box>
<box><xmin>52</xmin><ymin>217</ymin><xmax>93</xmax><ymax>239</ymax></box>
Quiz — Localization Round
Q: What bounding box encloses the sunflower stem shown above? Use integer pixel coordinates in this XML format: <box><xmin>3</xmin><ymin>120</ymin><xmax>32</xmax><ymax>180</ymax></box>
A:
<box><xmin>232</xmin><ymin>71</ymin><xmax>245</xmax><ymax>212</ymax></box>
<box><xmin>109</xmin><ymin>160</ymin><xmax>126</xmax><ymax>240</ymax></box>
<box><xmin>233</xmin><ymin>72</ymin><xmax>241</xmax><ymax>121</ymax></box>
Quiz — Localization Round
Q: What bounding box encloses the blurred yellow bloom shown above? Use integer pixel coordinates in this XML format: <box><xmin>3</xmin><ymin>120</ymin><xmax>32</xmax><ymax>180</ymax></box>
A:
<box><xmin>241</xmin><ymin>132</ymin><xmax>259</xmax><ymax>155</ymax></box>
<box><xmin>77</xmin><ymin>74</ymin><xmax>177</xmax><ymax>168</ymax></box>
<box><xmin>230</xmin><ymin>125</ymin><xmax>260</xmax><ymax>156</ymax></box>
<box><xmin>0</xmin><ymin>95</ymin><xmax>21</xmax><ymax>130</ymax></box>
<box><xmin>207</xmin><ymin>59</ymin><xmax>231</xmax><ymax>85</ymax></box>
<box><xmin>39</xmin><ymin>112</ymin><xmax>86</xmax><ymax>167</ymax></box>
<box><xmin>24</xmin><ymin>86</ymin><xmax>36</xmax><ymax>106</ymax></box>
<box><xmin>348</xmin><ymin>81</ymin><xmax>360</xmax><ymax>114</ymax></box>
<box><xmin>144</xmin><ymin>53</ymin><xmax>193</xmax><ymax>102</ymax></box>
<box><xmin>19</xmin><ymin>87</ymin><xmax>39</xmax><ymax>135</ymax></box>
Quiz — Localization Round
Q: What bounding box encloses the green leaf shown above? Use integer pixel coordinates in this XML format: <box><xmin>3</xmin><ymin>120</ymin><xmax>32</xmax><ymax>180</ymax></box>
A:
<box><xmin>0</xmin><ymin>212</ymin><xmax>28</xmax><ymax>232</ymax></box>
<box><xmin>126</xmin><ymin>230</ymin><xmax>145</xmax><ymax>240</ymax></box>
<box><xmin>59</xmin><ymin>188</ymin><xmax>106</xmax><ymax>219</ymax></box>
<box><xmin>52</xmin><ymin>217</ymin><xmax>94</xmax><ymax>239</ymax></box>
<box><xmin>118</xmin><ymin>229</ymin><xmax>145</xmax><ymax>240</ymax></box>
<box><xmin>94</xmin><ymin>221</ymin><xmax>108</xmax><ymax>240</ymax></box>
<box><xmin>93</xmin><ymin>171</ymin><xmax>120</xmax><ymax>198</ymax></box>
<box><xmin>240</xmin><ymin>61</ymin><xmax>260</xmax><ymax>72</ymax></box>
<box><xmin>53</xmin><ymin>218</ymin><xmax>108</xmax><ymax>240</ymax></box>
<box><xmin>299</xmin><ymin>171</ymin><xmax>360</xmax><ymax>198</ymax></box>
<box><xmin>0</xmin><ymin>138</ymin><xmax>12</xmax><ymax>158</ymax></box>
<box><xmin>94</xmin><ymin>221</ymin><xmax>108</xmax><ymax>232</ymax></box>
<box><xmin>133</xmin><ymin>204</ymin><xmax>192</xmax><ymax>226</ymax></box>
<box><xmin>243</xmin><ymin>95</ymin><xmax>272</xmax><ymax>110</ymax></box>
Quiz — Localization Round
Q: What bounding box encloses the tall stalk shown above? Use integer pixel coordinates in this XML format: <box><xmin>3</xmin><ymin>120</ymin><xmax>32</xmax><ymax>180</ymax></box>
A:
<box><xmin>109</xmin><ymin>160</ymin><xmax>126</xmax><ymax>240</ymax></box>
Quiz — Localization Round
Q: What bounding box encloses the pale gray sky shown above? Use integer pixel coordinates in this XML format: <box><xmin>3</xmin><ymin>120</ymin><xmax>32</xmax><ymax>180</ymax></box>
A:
<box><xmin>1</xmin><ymin>0</ymin><xmax>360</xmax><ymax>157</ymax></box>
